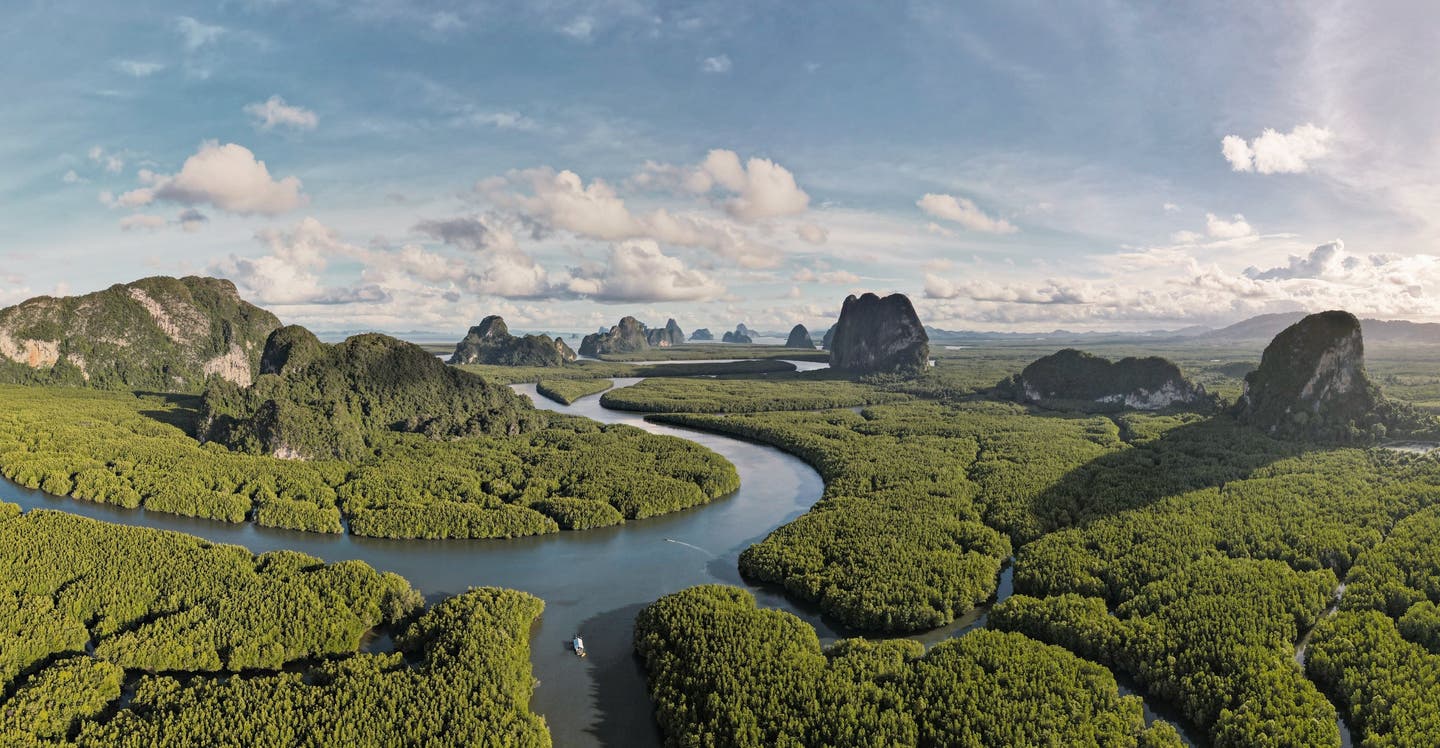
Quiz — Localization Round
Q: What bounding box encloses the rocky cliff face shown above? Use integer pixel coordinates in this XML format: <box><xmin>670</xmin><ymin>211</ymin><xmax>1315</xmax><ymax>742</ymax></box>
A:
<box><xmin>821</xmin><ymin>326</ymin><xmax>835</xmax><ymax>350</ymax></box>
<box><xmin>1235</xmin><ymin>310</ymin><xmax>1412</xmax><ymax>441</ymax></box>
<box><xmin>646</xmin><ymin>319</ymin><xmax>686</xmax><ymax>347</ymax></box>
<box><xmin>785</xmin><ymin>324</ymin><xmax>816</xmax><ymax>349</ymax></box>
<box><xmin>449</xmin><ymin>315</ymin><xmax>576</xmax><ymax>366</ymax></box>
<box><xmin>828</xmin><ymin>293</ymin><xmax>929</xmax><ymax>375</ymax></box>
<box><xmin>202</xmin><ymin>329</ymin><xmax>541</xmax><ymax>461</ymax></box>
<box><xmin>0</xmin><ymin>276</ymin><xmax>280</xmax><ymax>391</ymax></box>
<box><xmin>690</xmin><ymin>328</ymin><xmax>714</xmax><ymax>341</ymax></box>
<box><xmin>720</xmin><ymin>325</ymin><xmax>754</xmax><ymax>347</ymax></box>
<box><xmin>1006</xmin><ymin>349</ymin><xmax>1211</xmax><ymax>412</ymax></box>
<box><xmin>579</xmin><ymin>316</ymin><xmax>650</xmax><ymax>356</ymax></box>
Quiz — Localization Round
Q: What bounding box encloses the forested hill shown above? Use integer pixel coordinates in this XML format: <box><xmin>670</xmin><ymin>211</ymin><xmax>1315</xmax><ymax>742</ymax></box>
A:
<box><xmin>0</xmin><ymin>276</ymin><xmax>280</xmax><ymax>391</ymax></box>
<box><xmin>200</xmin><ymin>327</ymin><xmax>542</xmax><ymax>461</ymax></box>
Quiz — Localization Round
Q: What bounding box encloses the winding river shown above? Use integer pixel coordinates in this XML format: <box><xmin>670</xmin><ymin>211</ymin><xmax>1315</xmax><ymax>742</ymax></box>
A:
<box><xmin>0</xmin><ymin>366</ymin><xmax>1205</xmax><ymax>746</ymax></box>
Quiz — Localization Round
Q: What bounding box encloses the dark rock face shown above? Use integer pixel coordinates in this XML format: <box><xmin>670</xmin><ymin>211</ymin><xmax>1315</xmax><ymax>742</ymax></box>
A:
<box><xmin>646</xmin><ymin>319</ymin><xmax>686</xmax><ymax>347</ymax></box>
<box><xmin>449</xmin><ymin>315</ymin><xmax>576</xmax><ymax>366</ymax></box>
<box><xmin>579</xmin><ymin>316</ymin><xmax>650</xmax><ymax>356</ymax></box>
<box><xmin>1006</xmin><ymin>349</ymin><xmax>1211</xmax><ymax>412</ymax></box>
<box><xmin>821</xmin><ymin>326</ymin><xmax>835</xmax><ymax>350</ymax></box>
<box><xmin>721</xmin><ymin>326</ymin><xmax>753</xmax><ymax>344</ymax></box>
<box><xmin>785</xmin><ymin>324</ymin><xmax>816</xmax><ymax>349</ymax></box>
<box><xmin>690</xmin><ymin>328</ymin><xmax>714</xmax><ymax>341</ymax></box>
<box><xmin>828</xmin><ymin>293</ymin><xmax>929</xmax><ymax>375</ymax></box>
<box><xmin>1236</xmin><ymin>310</ymin><xmax>1400</xmax><ymax>441</ymax></box>
<box><xmin>0</xmin><ymin>275</ymin><xmax>280</xmax><ymax>391</ymax></box>
<box><xmin>202</xmin><ymin>330</ymin><xmax>540</xmax><ymax>461</ymax></box>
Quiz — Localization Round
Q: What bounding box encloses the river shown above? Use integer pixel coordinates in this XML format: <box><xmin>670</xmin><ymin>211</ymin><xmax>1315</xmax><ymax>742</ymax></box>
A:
<box><xmin>0</xmin><ymin>367</ymin><xmax>1207</xmax><ymax>746</ymax></box>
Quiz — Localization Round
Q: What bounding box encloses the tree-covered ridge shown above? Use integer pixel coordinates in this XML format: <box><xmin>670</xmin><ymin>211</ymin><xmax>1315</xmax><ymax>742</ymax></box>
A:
<box><xmin>0</xmin><ymin>276</ymin><xmax>280</xmax><ymax>391</ymax></box>
<box><xmin>634</xmin><ymin>585</ymin><xmax>1183</xmax><ymax>747</ymax></box>
<box><xmin>448</xmin><ymin>315</ymin><xmax>577</xmax><ymax>366</ymax></box>
<box><xmin>534</xmin><ymin>377</ymin><xmax>612</xmax><ymax>404</ymax></box>
<box><xmin>1000</xmin><ymin>348</ymin><xmax>1215</xmax><ymax>413</ymax></box>
<box><xmin>600</xmin><ymin>376</ymin><xmax>908</xmax><ymax>414</ymax></box>
<box><xmin>200</xmin><ymin>329</ymin><xmax>544</xmax><ymax>461</ymax></box>
<box><xmin>0</xmin><ymin>384</ymin><xmax>738</xmax><ymax>539</ymax></box>
<box><xmin>0</xmin><ymin>508</ymin><xmax>549</xmax><ymax>746</ymax></box>
<box><xmin>1306</xmin><ymin>503</ymin><xmax>1440</xmax><ymax>745</ymax></box>
<box><xmin>652</xmin><ymin>400</ymin><xmax>1129</xmax><ymax>631</ymax></box>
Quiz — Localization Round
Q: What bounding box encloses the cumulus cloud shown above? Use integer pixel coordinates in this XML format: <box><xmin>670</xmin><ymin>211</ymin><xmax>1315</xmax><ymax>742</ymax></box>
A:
<box><xmin>637</xmin><ymin>149</ymin><xmax>811</xmax><ymax>221</ymax></box>
<box><xmin>562</xmin><ymin>240</ymin><xmax>724</xmax><ymax>302</ymax></box>
<box><xmin>212</xmin><ymin>218</ymin><xmax>385</xmax><ymax>305</ymax></box>
<box><xmin>119</xmin><ymin>214</ymin><xmax>166</xmax><ymax>232</ymax></box>
<box><xmin>1221</xmin><ymin>124</ymin><xmax>1333</xmax><ymax>174</ymax></box>
<box><xmin>245</xmin><ymin>96</ymin><xmax>319</xmax><ymax>131</ymax></box>
<box><xmin>916</xmin><ymin>193</ymin><xmax>1017</xmax><ymax>234</ymax></box>
<box><xmin>89</xmin><ymin>146</ymin><xmax>124</xmax><ymax>174</ymax></box>
<box><xmin>700</xmin><ymin>54</ymin><xmax>732</xmax><ymax>73</ymax></box>
<box><xmin>795</xmin><ymin>224</ymin><xmax>828</xmax><ymax>244</ymax></box>
<box><xmin>177</xmin><ymin>209</ymin><xmax>209</xmax><ymax>232</ymax></box>
<box><xmin>114</xmin><ymin>60</ymin><xmax>164</xmax><ymax>77</ymax></box>
<box><xmin>1204</xmin><ymin>212</ymin><xmax>1254</xmax><ymax>239</ymax></box>
<box><xmin>480</xmin><ymin>166</ymin><xmax>779</xmax><ymax>267</ymax></box>
<box><xmin>1242</xmin><ymin>240</ymin><xmax>1396</xmax><ymax>282</ymax></box>
<box><xmin>61</xmin><ymin>170</ymin><xmax>85</xmax><ymax>184</ymax></box>
<box><xmin>118</xmin><ymin>141</ymin><xmax>306</xmax><ymax>215</ymax></box>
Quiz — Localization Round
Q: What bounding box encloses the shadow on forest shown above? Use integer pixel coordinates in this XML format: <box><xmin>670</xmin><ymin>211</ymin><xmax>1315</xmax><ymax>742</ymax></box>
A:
<box><xmin>1011</xmin><ymin>412</ymin><xmax>1322</xmax><ymax>543</ymax></box>
<box><xmin>577</xmin><ymin>602</ymin><xmax>665</xmax><ymax>748</ymax></box>
<box><xmin>133</xmin><ymin>391</ymin><xmax>205</xmax><ymax>436</ymax></box>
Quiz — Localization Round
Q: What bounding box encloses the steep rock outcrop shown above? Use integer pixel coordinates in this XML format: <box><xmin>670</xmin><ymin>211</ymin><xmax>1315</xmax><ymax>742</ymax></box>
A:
<box><xmin>721</xmin><ymin>326</ymin><xmax>753</xmax><ymax>344</ymax></box>
<box><xmin>785</xmin><ymin>324</ymin><xmax>816</xmax><ymax>349</ymax></box>
<box><xmin>690</xmin><ymin>328</ymin><xmax>714</xmax><ymax>342</ymax></box>
<box><xmin>646</xmin><ymin>319</ymin><xmax>686</xmax><ymax>347</ymax></box>
<box><xmin>828</xmin><ymin>293</ymin><xmax>929</xmax><ymax>375</ymax></box>
<box><xmin>821</xmin><ymin>326</ymin><xmax>835</xmax><ymax>350</ymax></box>
<box><xmin>1004</xmin><ymin>349</ymin><xmax>1212</xmax><ymax>412</ymax></box>
<box><xmin>1235</xmin><ymin>310</ymin><xmax>1428</xmax><ymax>441</ymax></box>
<box><xmin>0</xmin><ymin>276</ymin><xmax>280</xmax><ymax>390</ymax></box>
<box><xmin>201</xmin><ymin>329</ymin><xmax>541</xmax><ymax>461</ymax></box>
<box><xmin>449</xmin><ymin>315</ymin><xmax>576</xmax><ymax>366</ymax></box>
<box><xmin>578</xmin><ymin>317</ymin><xmax>650</xmax><ymax>356</ymax></box>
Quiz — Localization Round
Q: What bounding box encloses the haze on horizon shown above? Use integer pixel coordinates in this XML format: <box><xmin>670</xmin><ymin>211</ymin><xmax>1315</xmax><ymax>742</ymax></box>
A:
<box><xmin>3</xmin><ymin>1</ymin><xmax>1437</xmax><ymax>336</ymax></box>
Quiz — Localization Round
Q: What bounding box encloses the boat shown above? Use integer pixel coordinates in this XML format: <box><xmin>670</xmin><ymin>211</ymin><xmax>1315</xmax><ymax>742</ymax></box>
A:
<box><xmin>573</xmin><ymin>635</ymin><xmax>587</xmax><ymax>658</ymax></box>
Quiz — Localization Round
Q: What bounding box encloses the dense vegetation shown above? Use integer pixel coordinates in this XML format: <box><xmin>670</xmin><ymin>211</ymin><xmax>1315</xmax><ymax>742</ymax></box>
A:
<box><xmin>457</xmin><ymin>358</ymin><xmax>796</xmax><ymax>385</ymax></box>
<box><xmin>579</xmin><ymin>316</ymin><xmax>650</xmax><ymax>356</ymax></box>
<box><xmin>601</xmin><ymin>376</ymin><xmax>908</xmax><ymax>414</ymax></box>
<box><xmin>0</xmin><ymin>384</ymin><xmax>737</xmax><ymax>538</ymax></box>
<box><xmin>0</xmin><ymin>506</ymin><xmax>549</xmax><ymax>746</ymax></box>
<box><xmin>448</xmin><ymin>315</ymin><xmax>576</xmax><ymax>366</ymax></box>
<box><xmin>635</xmin><ymin>585</ymin><xmax>1183</xmax><ymax>747</ymax></box>
<box><xmin>201</xmin><ymin>329</ymin><xmax>543</xmax><ymax>461</ymax></box>
<box><xmin>998</xmin><ymin>348</ymin><xmax>1215</xmax><ymax>413</ymax></box>
<box><xmin>0</xmin><ymin>275</ymin><xmax>279</xmax><ymax>391</ymax></box>
<box><xmin>535</xmin><ymin>378</ymin><xmax>613</xmax><ymax>404</ymax></box>
<box><xmin>653</xmin><ymin>401</ymin><xmax>1135</xmax><ymax>630</ymax></box>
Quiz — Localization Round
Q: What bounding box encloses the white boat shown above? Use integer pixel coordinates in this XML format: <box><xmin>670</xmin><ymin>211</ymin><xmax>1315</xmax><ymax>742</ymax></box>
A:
<box><xmin>573</xmin><ymin>635</ymin><xmax>587</xmax><ymax>657</ymax></box>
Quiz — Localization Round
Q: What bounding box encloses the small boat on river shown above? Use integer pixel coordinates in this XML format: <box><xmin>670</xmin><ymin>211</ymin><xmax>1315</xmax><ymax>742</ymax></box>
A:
<box><xmin>573</xmin><ymin>635</ymin><xmax>587</xmax><ymax>657</ymax></box>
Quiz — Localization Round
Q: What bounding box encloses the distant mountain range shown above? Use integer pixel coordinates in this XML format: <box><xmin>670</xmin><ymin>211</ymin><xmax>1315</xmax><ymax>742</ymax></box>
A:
<box><xmin>926</xmin><ymin>314</ymin><xmax>1440</xmax><ymax>346</ymax></box>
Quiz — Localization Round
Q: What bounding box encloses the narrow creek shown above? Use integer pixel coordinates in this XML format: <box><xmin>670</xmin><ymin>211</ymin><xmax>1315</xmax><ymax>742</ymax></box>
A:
<box><xmin>2</xmin><ymin>366</ymin><xmax>1200</xmax><ymax>746</ymax></box>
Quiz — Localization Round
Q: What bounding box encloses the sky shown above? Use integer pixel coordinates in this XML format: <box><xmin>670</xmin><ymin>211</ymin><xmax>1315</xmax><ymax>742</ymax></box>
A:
<box><xmin>4</xmin><ymin>0</ymin><xmax>1439</xmax><ymax>335</ymax></box>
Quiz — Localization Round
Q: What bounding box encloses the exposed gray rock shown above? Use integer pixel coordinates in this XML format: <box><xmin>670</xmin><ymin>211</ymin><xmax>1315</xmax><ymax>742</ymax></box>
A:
<box><xmin>828</xmin><ymin>293</ymin><xmax>929</xmax><ymax>375</ymax></box>
<box><xmin>579</xmin><ymin>316</ymin><xmax>650</xmax><ymax>356</ymax></box>
<box><xmin>449</xmin><ymin>315</ymin><xmax>576</xmax><ymax>366</ymax></box>
<box><xmin>1005</xmin><ymin>349</ymin><xmax>1211</xmax><ymax>412</ymax></box>
<box><xmin>785</xmin><ymin>324</ymin><xmax>816</xmax><ymax>349</ymax></box>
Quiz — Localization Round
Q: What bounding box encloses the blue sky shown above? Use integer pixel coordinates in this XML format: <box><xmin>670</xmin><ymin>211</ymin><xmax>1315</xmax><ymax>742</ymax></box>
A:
<box><xmin>4</xmin><ymin>1</ymin><xmax>1438</xmax><ymax>334</ymax></box>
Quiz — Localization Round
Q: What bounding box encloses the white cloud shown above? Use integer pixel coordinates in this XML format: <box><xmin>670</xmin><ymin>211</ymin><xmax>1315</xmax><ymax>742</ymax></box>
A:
<box><xmin>480</xmin><ymin>166</ymin><xmax>780</xmax><ymax>267</ymax></box>
<box><xmin>177</xmin><ymin>209</ymin><xmax>209</xmax><ymax>233</ymax></box>
<box><xmin>700</xmin><ymin>54</ymin><xmax>732</xmax><ymax>73</ymax></box>
<box><xmin>212</xmin><ymin>217</ymin><xmax>385</xmax><ymax>305</ymax></box>
<box><xmin>61</xmin><ymin>170</ymin><xmax>85</xmax><ymax>184</ymax></box>
<box><xmin>118</xmin><ymin>141</ymin><xmax>306</xmax><ymax>215</ymax></box>
<box><xmin>174</xmin><ymin>16</ymin><xmax>224</xmax><ymax>51</ymax></box>
<box><xmin>114</xmin><ymin>60</ymin><xmax>164</xmax><ymax>77</ymax></box>
<box><xmin>795</xmin><ymin>224</ymin><xmax>828</xmax><ymax>244</ymax></box>
<box><xmin>1205</xmin><ymin>212</ymin><xmax>1254</xmax><ymax>239</ymax></box>
<box><xmin>245</xmin><ymin>96</ymin><xmax>319</xmax><ymax>131</ymax></box>
<box><xmin>635</xmin><ymin>149</ymin><xmax>811</xmax><ymax>221</ymax></box>
<box><xmin>119</xmin><ymin>214</ymin><xmax>165</xmax><ymax>232</ymax></box>
<box><xmin>88</xmin><ymin>146</ymin><xmax>124</xmax><ymax>174</ymax></box>
<box><xmin>1222</xmin><ymin>124</ymin><xmax>1333</xmax><ymax>174</ymax></box>
<box><xmin>1162</xmin><ymin>202</ymin><xmax>1180</xmax><ymax>212</ymax></box>
<box><xmin>916</xmin><ymin>193</ymin><xmax>1018</xmax><ymax>234</ymax></box>
<box><xmin>563</xmin><ymin>240</ymin><xmax>724</xmax><ymax>302</ymax></box>
<box><xmin>792</xmin><ymin>267</ymin><xmax>860</xmax><ymax>284</ymax></box>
